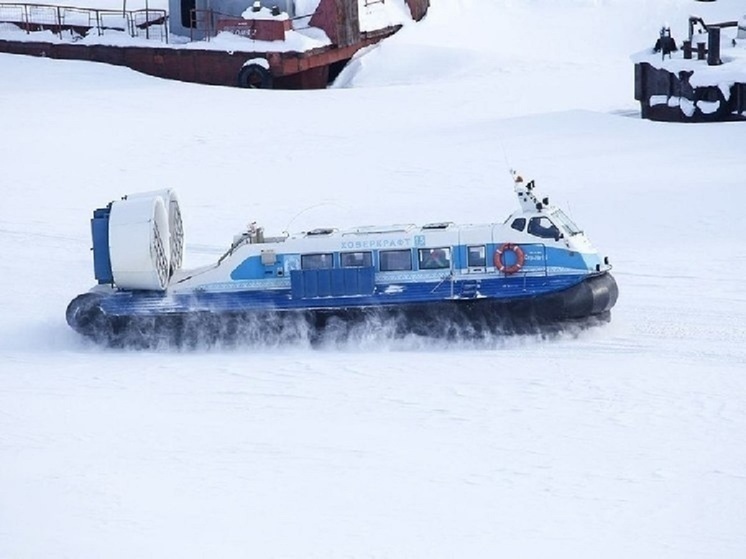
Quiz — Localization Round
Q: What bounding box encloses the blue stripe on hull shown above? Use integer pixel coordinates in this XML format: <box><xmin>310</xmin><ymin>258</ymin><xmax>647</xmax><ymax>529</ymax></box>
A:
<box><xmin>100</xmin><ymin>274</ymin><xmax>587</xmax><ymax>317</ymax></box>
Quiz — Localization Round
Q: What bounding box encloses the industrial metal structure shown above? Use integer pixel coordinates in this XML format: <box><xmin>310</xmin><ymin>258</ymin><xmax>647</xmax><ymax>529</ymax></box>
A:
<box><xmin>634</xmin><ymin>14</ymin><xmax>746</xmax><ymax>122</ymax></box>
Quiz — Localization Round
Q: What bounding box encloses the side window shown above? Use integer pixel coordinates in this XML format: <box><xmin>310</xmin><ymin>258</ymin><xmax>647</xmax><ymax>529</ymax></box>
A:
<box><xmin>467</xmin><ymin>245</ymin><xmax>486</xmax><ymax>267</ymax></box>
<box><xmin>301</xmin><ymin>253</ymin><xmax>333</xmax><ymax>270</ymax></box>
<box><xmin>511</xmin><ymin>218</ymin><xmax>526</xmax><ymax>232</ymax></box>
<box><xmin>340</xmin><ymin>251</ymin><xmax>372</xmax><ymax>268</ymax></box>
<box><xmin>380</xmin><ymin>249</ymin><xmax>412</xmax><ymax>271</ymax></box>
<box><xmin>527</xmin><ymin>217</ymin><xmax>561</xmax><ymax>240</ymax></box>
<box><xmin>418</xmin><ymin>248</ymin><xmax>451</xmax><ymax>270</ymax></box>
<box><xmin>552</xmin><ymin>209</ymin><xmax>581</xmax><ymax>235</ymax></box>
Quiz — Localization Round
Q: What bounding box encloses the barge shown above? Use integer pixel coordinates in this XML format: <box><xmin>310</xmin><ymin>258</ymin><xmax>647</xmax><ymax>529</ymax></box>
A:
<box><xmin>66</xmin><ymin>173</ymin><xmax>619</xmax><ymax>347</ymax></box>
<box><xmin>0</xmin><ymin>0</ymin><xmax>429</xmax><ymax>89</ymax></box>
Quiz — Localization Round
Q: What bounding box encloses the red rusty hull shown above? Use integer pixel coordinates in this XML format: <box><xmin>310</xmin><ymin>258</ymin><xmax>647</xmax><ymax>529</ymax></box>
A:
<box><xmin>0</xmin><ymin>26</ymin><xmax>399</xmax><ymax>89</ymax></box>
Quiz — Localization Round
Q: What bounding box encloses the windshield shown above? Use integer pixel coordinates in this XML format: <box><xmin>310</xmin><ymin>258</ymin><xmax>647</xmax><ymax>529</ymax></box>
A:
<box><xmin>552</xmin><ymin>209</ymin><xmax>583</xmax><ymax>236</ymax></box>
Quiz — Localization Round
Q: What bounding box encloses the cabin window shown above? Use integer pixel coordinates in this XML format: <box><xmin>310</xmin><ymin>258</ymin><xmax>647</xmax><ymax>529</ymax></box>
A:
<box><xmin>341</xmin><ymin>251</ymin><xmax>372</xmax><ymax>268</ymax></box>
<box><xmin>467</xmin><ymin>245</ymin><xmax>486</xmax><ymax>267</ymax></box>
<box><xmin>528</xmin><ymin>217</ymin><xmax>561</xmax><ymax>240</ymax></box>
<box><xmin>301</xmin><ymin>253</ymin><xmax>333</xmax><ymax>270</ymax></box>
<box><xmin>418</xmin><ymin>248</ymin><xmax>451</xmax><ymax>270</ymax></box>
<box><xmin>511</xmin><ymin>218</ymin><xmax>526</xmax><ymax>232</ymax></box>
<box><xmin>552</xmin><ymin>209</ymin><xmax>582</xmax><ymax>236</ymax></box>
<box><xmin>380</xmin><ymin>249</ymin><xmax>412</xmax><ymax>272</ymax></box>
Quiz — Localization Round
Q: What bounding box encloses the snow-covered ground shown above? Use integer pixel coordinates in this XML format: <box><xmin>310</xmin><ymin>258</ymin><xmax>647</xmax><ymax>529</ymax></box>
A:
<box><xmin>1</xmin><ymin>0</ymin><xmax>746</xmax><ymax>557</ymax></box>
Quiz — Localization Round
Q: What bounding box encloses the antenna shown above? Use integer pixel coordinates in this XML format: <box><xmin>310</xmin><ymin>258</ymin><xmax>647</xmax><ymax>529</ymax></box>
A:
<box><xmin>498</xmin><ymin>140</ymin><xmax>526</xmax><ymax>190</ymax></box>
<box><xmin>498</xmin><ymin>141</ymin><xmax>514</xmax><ymax>184</ymax></box>
<box><xmin>283</xmin><ymin>202</ymin><xmax>349</xmax><ymax>235</ymax></box>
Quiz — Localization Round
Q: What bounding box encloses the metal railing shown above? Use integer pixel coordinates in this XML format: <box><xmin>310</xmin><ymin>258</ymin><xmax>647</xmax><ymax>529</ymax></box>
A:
<box><xmin>0</xmin><ymin>3</ymin><xmax>168</xmax><ymax>42</ymax></box>
<box><xmin>189</xmin><ymin>8</ymin><xmax>219</xmax><ymax>42</ymax></box>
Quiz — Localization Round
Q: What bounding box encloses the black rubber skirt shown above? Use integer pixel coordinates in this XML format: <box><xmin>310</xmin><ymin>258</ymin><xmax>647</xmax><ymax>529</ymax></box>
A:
<box><xmin>66</xmin><ymin>272</ymin><xmax>619</xmax><ymax>348</ymax></box>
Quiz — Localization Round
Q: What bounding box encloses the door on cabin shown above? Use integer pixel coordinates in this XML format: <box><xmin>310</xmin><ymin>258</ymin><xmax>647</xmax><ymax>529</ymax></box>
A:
<box><xmin>181</xmin><ymin>0</ymin><xmax>196</xmax><ymax>27</ymax></box>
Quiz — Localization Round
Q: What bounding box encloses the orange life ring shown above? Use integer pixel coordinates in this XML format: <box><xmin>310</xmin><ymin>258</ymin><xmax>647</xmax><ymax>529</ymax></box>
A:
<box><xmin>494</xmin><ymin>243</ymin><xmax>525</xmax><ymax>274</ymax></box>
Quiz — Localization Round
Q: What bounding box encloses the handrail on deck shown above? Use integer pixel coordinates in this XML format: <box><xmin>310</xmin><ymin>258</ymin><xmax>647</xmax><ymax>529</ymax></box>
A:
<box><xmin>0</xmin><ymin>2</ymin><xmax>168</xmax><ymax>42</ymax></box>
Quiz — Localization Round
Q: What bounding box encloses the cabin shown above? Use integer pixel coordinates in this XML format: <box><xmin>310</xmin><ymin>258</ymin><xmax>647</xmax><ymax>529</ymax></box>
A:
<box><xmin>171</xmin><ymin>0</ymin><xmax>305</xmax><ymax>41</ymax></box>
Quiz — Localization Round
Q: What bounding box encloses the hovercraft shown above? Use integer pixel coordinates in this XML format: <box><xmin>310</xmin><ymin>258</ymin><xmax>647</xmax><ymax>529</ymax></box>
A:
<box><xmin>66</xmin><ymin>173</ymin><xmax>619</xmax><ymax>347</ymax></box>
